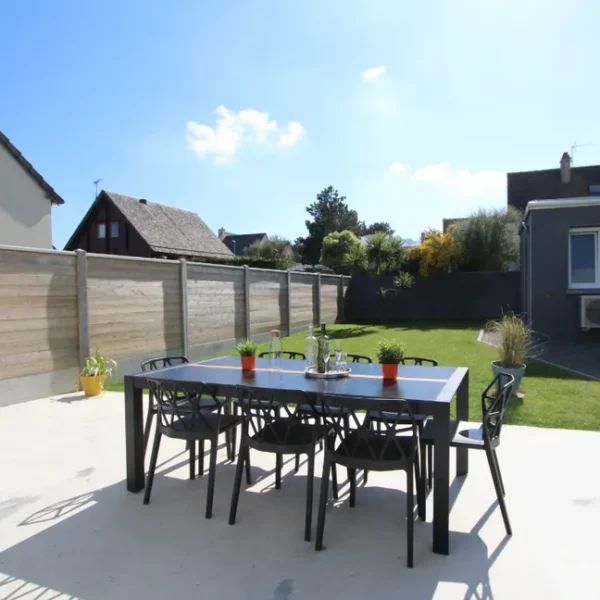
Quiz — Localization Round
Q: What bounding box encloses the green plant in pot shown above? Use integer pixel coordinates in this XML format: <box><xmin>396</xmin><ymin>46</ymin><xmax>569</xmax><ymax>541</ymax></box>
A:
<box><xmin>80</xmin><ymin>350</ymin><xmax>117</xmax><ymax>397</ymax></box>
<box><xmin>487</xmin><ymin>312</ymin><xmax>533</xmax><ymax>397</ymax></box>
<box><xmin>236</xmin><ymin>339</ymin><xmax>258</xmax><ymax>371</ymax></box>
<box><xmin>376</xmin><ymin>339</ymin><xmax>406</xmax><ymax>380</ymax></box>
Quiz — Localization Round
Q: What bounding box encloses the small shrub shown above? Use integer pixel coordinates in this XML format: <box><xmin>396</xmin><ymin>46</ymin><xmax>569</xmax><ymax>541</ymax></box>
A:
<box><xmin>376</xmin><ymin>339</ymin><xmax>406</xmax><ymax>364</ymax></box>
<box><xmin>486</xmin><ymin>312</ymin><xmax>533</xmax><ymax>368</ymax></box>
<box><xmin>236</xmin><ymin>339</ymin><xmax>258</xmax><ymax>357</ymax></box>
<box><xmin>418</xmin><ymin>229</ymin><xmax>460</xmax><ymax>276</ymax></box>
<box><xmin>80</xmin><ymin>350</ymin><xmax>117</xmax><ymax>379</ymax></box>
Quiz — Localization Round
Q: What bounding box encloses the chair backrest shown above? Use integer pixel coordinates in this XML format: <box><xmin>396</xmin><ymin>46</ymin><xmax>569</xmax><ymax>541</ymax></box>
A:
<box><xmin>147</xmin><ymin>379</ymin><xmax>224</xmax><ymax>434</ymax></box>
<box><xmin>317</xmin><ymin>394</ymin><xmax>418</xmax><ymax>465</ymax></box>
<box><xmin>334</xmin><ymin>353</ymin><xmax>372</xmax><ymax>363</ymax></box>
<box><xmin>402</xmin><ymin>356</ymin><xmax>438</xmax><ymax>366</ymax></box>
<box><xmin>141</xmin><ymin>356</ymin><xmax>188</xmax><ymax>372</ymax></box>
<box><xmin>257</xmin><ymin>350</ymin><xmax>306</xmax><ymax>360</ymax></box>
<box><xmin>481</xmin><ymin>373</ymin><xmax>514</xmax><ymax>446</ymax></box>
<box><xmin>236</xmin><ymin>386</ymin><xmax>309</xmax><ymax>444</ymax></box>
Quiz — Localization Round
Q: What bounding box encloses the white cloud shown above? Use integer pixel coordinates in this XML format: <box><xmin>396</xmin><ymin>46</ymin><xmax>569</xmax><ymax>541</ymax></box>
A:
<box><xmin>411</xmin><ymin>162</ymin><xmax>505</xmax><ymax>197</ymax></box>
<box><xmin>187</xmin><ymin>106</ymin><xmax>305</xmax><ymax>164</ymax></box>
<box><xmin>362</xmin><ymin>65</ymin><xmax>386</xmax><ymax>81</ymax></box>
<box><xmin>278</xmin><ymin>122</ymin><xmax>306</xmax><ymax>146</ymax></box>
<box><xmin>389</xmin><ymin>161</ymin><xmax>408</xmax><ymax>175</ymax></box>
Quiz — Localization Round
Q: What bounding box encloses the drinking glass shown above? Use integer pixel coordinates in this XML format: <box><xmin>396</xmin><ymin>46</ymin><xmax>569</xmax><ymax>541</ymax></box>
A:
<box><xmin>339</xmin><ymin>352</ymin><xmax>348</xmax><ymax>373</ymax></box>
<box><xmin>333</xmin><ymin>339</ymin><xmax>342</xmax><ymax>370</ymax></box>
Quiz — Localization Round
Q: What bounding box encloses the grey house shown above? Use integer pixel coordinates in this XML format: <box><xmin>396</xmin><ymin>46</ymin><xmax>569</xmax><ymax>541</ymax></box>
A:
<box><xmin>218</xmin><ymin>228</ymin><xmax>268</xmax><ymax>256</ymax></box>
<box><xmin>520</xmin><ymin>197</ymin><xmax>600</xmax><ymax>341</ymax></box>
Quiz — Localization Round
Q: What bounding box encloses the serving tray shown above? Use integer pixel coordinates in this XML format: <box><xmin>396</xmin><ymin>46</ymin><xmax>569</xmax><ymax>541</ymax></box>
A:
<box><xmin>305</xmin><ymin>367</ymin><xmax>351</xmax><ymax>379</ymax></box>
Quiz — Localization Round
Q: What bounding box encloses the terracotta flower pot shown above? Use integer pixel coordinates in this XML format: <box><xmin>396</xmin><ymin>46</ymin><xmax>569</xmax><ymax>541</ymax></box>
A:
<box><xmin>381</xmin><ymin>363</ymin><xmax>399</xmax><ymax>380</ymax></box>
<box><xmin>80</xmin><ymin>375</ymin><xmax>105</xmax><ymax>397</ymax></box>
<box><xmin>241</xmin><ymin>356</ymin><xmax>256</xmax><ymax>371</ymax></box>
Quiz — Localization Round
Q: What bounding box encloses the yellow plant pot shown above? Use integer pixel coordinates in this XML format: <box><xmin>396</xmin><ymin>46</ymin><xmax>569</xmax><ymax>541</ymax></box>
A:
<box><xmin>80</xmin><ymin>375</ymin><xmax>106</xmax><ymax>397</ymax></box>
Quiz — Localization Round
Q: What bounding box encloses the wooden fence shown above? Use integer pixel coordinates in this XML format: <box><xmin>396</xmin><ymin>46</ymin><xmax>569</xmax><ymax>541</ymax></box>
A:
<box><xmin>0</xmin><ymin>245</ymin><xmax>349</xmax><ymax>401</ymax></box>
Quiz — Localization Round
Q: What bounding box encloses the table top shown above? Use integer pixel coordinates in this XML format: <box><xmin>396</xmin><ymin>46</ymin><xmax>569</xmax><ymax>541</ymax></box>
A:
<box><xmin>129</xmin><ymin>355</ymin><xmax>467</xmax><ymax>405</ymax></box>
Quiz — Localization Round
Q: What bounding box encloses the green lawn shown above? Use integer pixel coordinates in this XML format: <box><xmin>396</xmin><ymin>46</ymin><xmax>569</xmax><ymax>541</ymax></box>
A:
<box><xmin>107</xmin><ymin>322</ymin><xmax>600</xmax><ymax>431</ymax></box>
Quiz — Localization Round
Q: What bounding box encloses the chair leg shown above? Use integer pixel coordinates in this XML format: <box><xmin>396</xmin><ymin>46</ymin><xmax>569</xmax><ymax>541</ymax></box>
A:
<box><xmin>485</xmin><ymin>449</ymin><xmax>512</xmax><ymax>536</ymax></box>
<box><xmin>229</xmin><ymin>440</ymin><xmax>246</xmax><ymax>525</ymax></box>
<box><xmin>406</xmin><ymin>467</ymin><xmax>414</xmax><ymax>568</ymax></box>
<box><xmin>315</xmin><ymin>457</ymin><xmax>330</xmax><ymax>551</ymax></box>
<box><xmin>492</xmin><ymin>449</ymin><xmax>506</xmax><ymax>497</ymax></box>
<box><xmin>276</xmin><ymin>453</ymin><xmax>283</xmax><ymax>490</ymax></box>
<box><xmin>305</xmin><ymin>449</ymin><xmax>315</xmax><ymax>542</ymax></box>
<box><xmin>205</xmin><ymin>439</ymin><xmax>219</xmax><ymax>519</ymax></box>
<box><xmin>348</xmin><ymin>468</ymin><xmax>356</xmax><ymax>508</ymax></box>
<box><xmin>189</xmin><ymin>440</ymin><xmax>196</xmax><ymax>480</ymax></box>
<box><xmin>245</xmin><ymin>445</ymin><xmax>252</xmax><ymax>485</ymax></box>
<box><xmin>427</xmin><ymin>444</ymin><xmax>433</xmax><ymax>490</ymax></box>
<box><xmin>331</xmin><ymin>462</ymin><xmax>338</xmax><ymax>500</ymax></box>
<box><xmin>143</xmin><ymin>430</ymin><xmax>162</xmax><ymax>505</ymax></box>
<box><xmin>231</xmin><ymin>404</ymin><xmax>238</xmax><ymax>463</ymax></box>
<box><xmin>295</xmin><ymin>453</ymin><xmax>300</xmax><ymax>473</ymax></box>
<box><xmin>415</xmin><ymin>456</ymin><xmax>425</xmax><ymax>521</ymax></box>
<box><xmin>198</xmin><ymin>440</ymin><xmax>205</xmax><ymax>477</ymax></box>
<box><xmin>143</xmin><ymin>402</ymin><xmax>154</xmax><ymax>457</ymax></box>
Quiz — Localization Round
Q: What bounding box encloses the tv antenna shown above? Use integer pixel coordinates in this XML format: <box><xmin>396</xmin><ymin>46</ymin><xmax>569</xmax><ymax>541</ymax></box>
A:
<box><xmin>93</xmin><ymin>178</ymin><xmax>102</xmax><ymax>200</ymax></box>
<box><xmin>571</xmin><ymin>142</ymin><xmax>592</xmax><ymax>165</ymax></box>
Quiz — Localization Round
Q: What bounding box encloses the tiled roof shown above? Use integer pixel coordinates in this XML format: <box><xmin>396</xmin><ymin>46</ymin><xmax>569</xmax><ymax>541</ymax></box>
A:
<box><xmin>105</xmin><ymin>191</ymin><xmax>233</xmax><ymax>258</ymax></box>
<box><xmin>222</xmin><ymin>233</ymin><xmax>268</xmax><ymax>255</ymax></box>
<box><xmin>0</xmin><ymin>130</ymin><xmax>65</xmax><ymax>205</ymax></box>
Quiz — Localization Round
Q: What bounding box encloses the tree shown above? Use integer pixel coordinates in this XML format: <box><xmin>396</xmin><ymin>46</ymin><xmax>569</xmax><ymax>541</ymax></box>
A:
<box><xmin>320</xmin><ymin>230</ymin><xmax>362</xmax><ymax>273</ymax></box>
<box><xmin>364</xmin><ymin>221</ymin><xmax>395</xmax><ymax>236</ymax></box>
<box><xmin>247</xmin><ymin>235</ymin><xmax>293</xmax><ymax>261</ymax></box>
<box><xmin>418</xmin><ymin>229</ymin><xmax>460</xmax><ymax>276</ymax></box>
<box><xmin>452</xmin><ymin>207</ymin><xmax>521</xmax><ymax>271</ymax></box>
<box><xmin>343</xmin><ymin>232</ymin><xmax>413</xmax><ymax>323</ymax></box>
<box><xmin>296</xmin><ymin>186</ymin><xmax>365</xmax><ymax>264</ymax></box>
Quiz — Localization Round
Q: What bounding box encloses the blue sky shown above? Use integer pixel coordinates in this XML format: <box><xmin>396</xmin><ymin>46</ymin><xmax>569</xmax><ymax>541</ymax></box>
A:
<box><xmin>2</xmin><ymin>0</ymin><xmax>600</xmax><ymax>249</ymax></box>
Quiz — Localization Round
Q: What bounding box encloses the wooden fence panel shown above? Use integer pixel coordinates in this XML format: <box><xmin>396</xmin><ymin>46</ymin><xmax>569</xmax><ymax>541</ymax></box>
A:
<box><xmin>87</xmin><ymin>256</ymin><xmax>182</xmax><ymax>360</ymax></box>
<box><xmin>290</xmin><ymin>273</ymin><xmax>316</xmax><ymax>329</ymax></box>
<box><xmin>320</xmin><ymin>275</ymin><xmax>339</xmax><ymax>324</ymax></box>
<box><xmin>0</xmin><ymin>249</ymin><xmax>79</xmax><ymax>379</ymax></box>
<box><xmin>249</xmin><ymin>270</ymin><xmax>287</xmax><ymax>336</ymax></box>
<box><xmin>187</xmin><ymin>264</ymin><xmax>245</xmax><ymax>345</ymax></box>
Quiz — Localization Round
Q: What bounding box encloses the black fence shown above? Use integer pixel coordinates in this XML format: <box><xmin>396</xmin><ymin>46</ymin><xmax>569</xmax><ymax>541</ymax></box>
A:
<box><xmin>344</xmin><ymin>271</ymin><xmax>521</xmax><ymax>323</ymax></box>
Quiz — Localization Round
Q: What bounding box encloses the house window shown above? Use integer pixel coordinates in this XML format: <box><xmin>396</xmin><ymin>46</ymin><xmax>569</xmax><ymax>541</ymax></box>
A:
<box><xmin>97</xmin><ymin>223</ymin><xmax>106</xmax><ymax>239</ymax></box>
<box><xmin>569</xmin><ymin>229</ymin><xmax>600</xmax><ymax>288</ymax></box>
<box><xmin>111</xmin><ymin>222</ymin><xmax>119</xmax><ymax>238</ymax></box>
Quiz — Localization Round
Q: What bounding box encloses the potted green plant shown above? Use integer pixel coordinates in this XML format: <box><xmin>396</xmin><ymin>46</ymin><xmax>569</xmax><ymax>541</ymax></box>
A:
<box><xmin>376</xmin><ymin>339</ymin><xmax>406</xmax><ymax>380</ymax></box>
<box><xmin>236</xmin><ymin>339</ymin><xmax>258</xmax><ymax>371</ymax></box>
<box><xmin>80</xmin><ymin>350</ymin><xmax>117</xmax><ymax>397</ymax></box>
<box><xmin>487</xmin><ymin>312</ymin><xmax>533</xmax><ymax>396</ymax></box>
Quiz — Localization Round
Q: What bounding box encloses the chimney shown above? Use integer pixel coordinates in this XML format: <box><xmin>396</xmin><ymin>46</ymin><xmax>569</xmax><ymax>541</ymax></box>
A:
<box><xmin>560</xmin><ymin>152</ymin><xmax>571</xmax><ymax>184</ymax></box>
<box><xmin>218</xmin><ymin>227</ymin><xmax>226</xmax><ymax>240</ymax></box>
<box><xmin>139</xmin><ymin>198</ymin><xmax>147</xmax><ymax>205</ymax></box>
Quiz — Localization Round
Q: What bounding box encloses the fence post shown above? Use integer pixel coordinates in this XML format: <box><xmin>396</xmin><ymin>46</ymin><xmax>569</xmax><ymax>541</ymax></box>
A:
<box><xmin>338</xmin><ymin>275</ymin><xmax>345</xmax><ymax>322</ymax></box>
<box><xmin>180</xmin><ymin>258</ymin><xmax>189</xmax><ymax>357</ymax></box>
<box><xmin>75</xmin><ymin>249</ymin><xmax>90</xmax><ymax>369</ymax></box>
<box><xmin>287</xmin><ymin>269</ymin><xmax>292</xmax><ymax>337</ymax></box>
<box><xmin>244</xmin><ymin>265</ymin><xmax>251</xmax><ymax>338</ymax></box>
<box><xmin>316</xmin><ymin>273</ymin><xmax>322</xmax><ymax>326</ymax></box>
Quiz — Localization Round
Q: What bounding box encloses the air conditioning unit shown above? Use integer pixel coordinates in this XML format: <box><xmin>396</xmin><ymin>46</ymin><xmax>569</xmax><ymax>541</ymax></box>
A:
<box><xmin>580</xmin><ymin>296</ymin><xmax>600</xmax><ymax>329</ymax></box>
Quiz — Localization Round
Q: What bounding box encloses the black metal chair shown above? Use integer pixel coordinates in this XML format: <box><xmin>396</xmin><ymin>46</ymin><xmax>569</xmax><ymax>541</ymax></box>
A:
<box><xmin>420</xmin><ymin>373</ymin><xmax>515</xmax><ymax>535</ymax></box>
<box><xmin>144</xmin><ymin>380</ymin><xmax>243</xmax><ymax>518</ymax></box>
<box><xmin>141</xmin><ymin>356</ymin><xmax>228</xmax><ymax>475</ymax></box>
<box><xmin>258</xmin><ymin>351</ymin><xmax>307</xmax><ymax>360</ymax></box>
<box><xmin>229</xmin><ymin>386</ymin><xmax>336</xmax><ymax>541</ymax></box>
<box><xmin>363</xmin><ymin>356</ymin><xmax>438</xmax><ymax>493</ymax></box>
<box><xmin>314</xmin><ymin>394</ymin><xmax>422</xmax><ymax>567</ymax></box>
<box><xmin>331</xmin><ymin>353</ymin><xmax>372</xmax><ymax>363</ymax></box>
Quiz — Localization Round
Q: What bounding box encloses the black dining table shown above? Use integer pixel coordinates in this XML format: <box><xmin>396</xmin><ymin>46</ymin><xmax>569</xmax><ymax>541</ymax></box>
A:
<box><xmin>124</xmin><ymin>355</ymin><xmax>469</xmax><ymax>555</ymax></box>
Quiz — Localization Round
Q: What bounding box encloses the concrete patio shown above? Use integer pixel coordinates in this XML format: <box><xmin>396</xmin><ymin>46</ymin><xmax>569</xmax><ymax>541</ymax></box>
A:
<box><xmin>1</xmin><ymin>391</ymin><xmax>598</xmax><ymax>600</ymax></box>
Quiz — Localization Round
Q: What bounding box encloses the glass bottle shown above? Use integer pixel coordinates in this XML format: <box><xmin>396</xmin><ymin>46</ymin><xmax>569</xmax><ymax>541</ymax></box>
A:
<box><xmin>316</xmin><ymin>324</ymin><xmax>329</xmax><ymax>373</ymax></box>
<box><xmin>268</xmin><ymin>329</ymin><xmax>283</xmax><ymax>372</ymax></box>
<box><xmin>305</xmin><ymin>324</ymin><xmax>318</xmax><ymax>371</ymax></box>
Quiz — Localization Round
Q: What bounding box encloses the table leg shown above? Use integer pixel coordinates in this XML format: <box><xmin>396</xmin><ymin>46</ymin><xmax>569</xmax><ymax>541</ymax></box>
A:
<box><xmin>125</xmin><ymin>376</ymin><xmax>145</xmax><ymax>492</ymax></box>
<box><xmin>456</xmin><ymin>370</ymin><xmax>469</xmax><ymax>477</ymax></box>
<box><xmin>432</xmin><ymin>405</ymin><xmax>450</xmax><ymax>555</ymax></box>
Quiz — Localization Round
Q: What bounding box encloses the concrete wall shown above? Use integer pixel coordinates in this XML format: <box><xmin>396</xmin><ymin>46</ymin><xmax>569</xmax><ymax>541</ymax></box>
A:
<box><xmin>0</xmin><ymin>143</ymin><xmax>53</xmax><ymax>249</ymax></box>
<box><xmin>527</xmin><ymin>205</ymin><xmax>600</xmax><ymax>341</ymax></box>
<box><xmin>0</xmin><ymin>245</ymin><xmax>349</xmax><ymax>404</ymax></box>
<box><xmin>345</xmin><ymin>271</ymin><xmax>521</xmax><ymax>322</ymax></box>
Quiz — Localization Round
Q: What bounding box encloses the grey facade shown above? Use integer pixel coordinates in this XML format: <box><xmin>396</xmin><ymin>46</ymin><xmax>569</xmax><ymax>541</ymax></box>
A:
<box><xmin>520</xmin><ymin>198</ymin><xmax>600</xmax><ymax>341</ymax></box>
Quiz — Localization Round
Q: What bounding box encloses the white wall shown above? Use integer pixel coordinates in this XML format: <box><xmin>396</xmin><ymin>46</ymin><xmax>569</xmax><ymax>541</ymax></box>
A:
<box><xmin>0</xmin><ymin>143</ymin><xmax>53</xmax><ymax>248</ymax></box>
